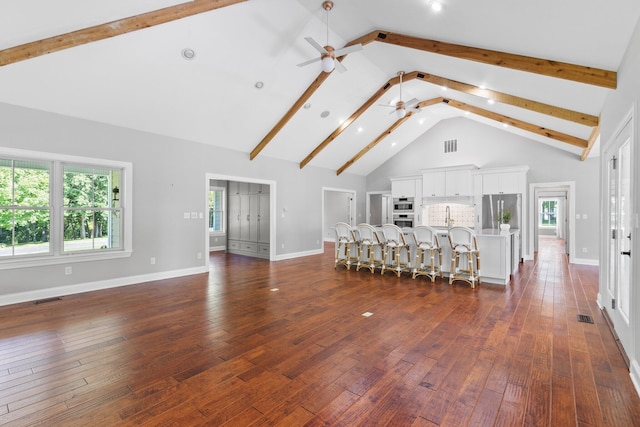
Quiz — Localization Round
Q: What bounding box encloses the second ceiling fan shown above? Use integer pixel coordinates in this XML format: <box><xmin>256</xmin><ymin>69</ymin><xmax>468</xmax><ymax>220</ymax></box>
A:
<box><xmin>297</xmin><ymin>1</ymin><xmax>363</xmax><ymax>73</ymax></box>
<box><xmin>381</xmin><ymin>71</ymin><xmax>421</xmax><ymax>119</ymax></box>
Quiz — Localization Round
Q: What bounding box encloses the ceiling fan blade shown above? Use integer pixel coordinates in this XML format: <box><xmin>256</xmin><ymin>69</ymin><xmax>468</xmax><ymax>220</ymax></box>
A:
<box><xmin>304</xmin><ymin>37</ymin><xmax>328</xmax><ymax>54</ymax></box>
<box><xmin>378</xmin><ymin>104</ymin><xmax>396</xmax><ymax>108</ymax></box>
<box><xmin>297</xmin><ymin>57</ymin><xmax>322</xmax><ymax>67</ymax></box>
<box><xmin>334</xmin><ymin>59</ymin><xmax>347</xmax><ymax>73</ymax></box>
<box><xmin>333</xmin><ymin>43</ymin><xmax>363</xmax><ymax>57</ymax></box>
<box><xmin>405</xmin><ymin>98</ymin><xmax>420</xmax><ymax>108</ymax></box>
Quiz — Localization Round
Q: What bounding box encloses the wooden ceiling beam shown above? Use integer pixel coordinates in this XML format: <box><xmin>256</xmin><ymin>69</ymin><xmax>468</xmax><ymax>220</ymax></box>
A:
<box><xmin>336</xmin><ymin>97</ymin><xmax>445</xmax><ymax>176</ymax></box>
<box><xmin>250</xmin><ymin>32</ymin><xmax>379</xmax><ymax>160</ymax></box>
<box><xmin>374</xmin><ymin>31</ymin><xmax>617</xmax><ymax>89</ymax></box>
<box><xmin>415</xmin><ymin>73</ymin><xmax>599</xmax><ymax>126</ymax></box>
<box><xmin>0</xmin><ymin>0</ymin><xmax>247</xmax><ymax>67</ymax></box>
<box><xmin>581</xmin><ymin>123</ymin><xmax>601</xmax><ymax>160</ymax></box>
<box><xmin>299</xmin><ymin>73</ymin><xmax>415</xmax><ymax>169</ymax></box>
<box><xmin>444</xmin><ymin>99</ymin><xmax>588</xmax><ymax>149</ymax></box>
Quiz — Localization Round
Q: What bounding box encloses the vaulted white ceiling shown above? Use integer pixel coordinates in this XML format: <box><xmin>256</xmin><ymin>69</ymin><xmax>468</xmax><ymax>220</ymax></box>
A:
<box><xmin>1</xmin><ymin>0</ymin><xmax>639</xmax><ymax>175</ymax></box>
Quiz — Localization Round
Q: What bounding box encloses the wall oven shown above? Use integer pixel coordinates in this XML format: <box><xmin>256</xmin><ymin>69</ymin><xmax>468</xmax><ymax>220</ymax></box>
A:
<box><xmin>393</xmin><ymin>214</ymin><xmax>414</xmax><ymax>228</ymax></box>
<box><xmin>393</xmin><ymin>197</ymin><xmax>413</xmax><ymax>213</ymax></box>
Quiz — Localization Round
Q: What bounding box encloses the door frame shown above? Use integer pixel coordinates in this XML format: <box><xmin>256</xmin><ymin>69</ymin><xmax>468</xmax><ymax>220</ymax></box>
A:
<box><xmin>322</xmin><ymin>187</ymin><xmax>356</xmax><ymax>243</ymax></box>
<box><xmin>598</xmin><ymin>104</ymin><xmax>637</xmax><ymax>382</ymax></box>
<box><xmin>528</xmin><ymin>181</ymin><xmax>575</xmax><ymax>261</ymax></box>
<box><xmin>366</xmin><ymin>191</ymin><xmax>392</xmax><ymax>225</ymax></box>
<box><xmin>204</xmin><ymin>173</ymin><xmax>277</xmax><ymax>264</ymax></box>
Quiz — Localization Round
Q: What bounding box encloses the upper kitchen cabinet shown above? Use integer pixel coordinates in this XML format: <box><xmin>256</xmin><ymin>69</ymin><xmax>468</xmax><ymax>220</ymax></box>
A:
<box><xmin>422</xmin><ymin>171</ymin><xmax>445</xmax><ymax>197</ymax></box>
<box><xmin>478</xmin><ymin>166</ymin><xmax>529</xmax><ymax>195</ymax></box>
<box><xmin>391</xmin><ymin>176</ymin><xmax>421</xmax><ymax>198</ymax></box>
<box><xmin>422</xmin><ymin>165</ymin><xmax>477</xmax><ymax>198</ymax></box>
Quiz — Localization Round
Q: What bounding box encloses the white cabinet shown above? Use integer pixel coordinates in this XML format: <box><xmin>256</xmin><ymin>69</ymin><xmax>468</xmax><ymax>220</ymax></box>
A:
<box><xmin>391</xmin><ymin>178</ymin><xmax>418</xmax><ymax>198</ymax></box>
<box><xmin>227</xmin><ymin>184</ymin><xmax>270</xmax><ymax>259</ymax></box>
<box><xmin>476</xmin><ymin>234</ymin><xmax>511</xmax><ymax>285</ymax></box>
<box><xmin>445</xmin><ymin>169</ymin><xmax>473</xmax><ymax>196</ymax></box>
<box><xmin>422</xmin><ymin>171</ymin><xmax>446</xmax><ymax>197</ymax></box>
<box><xmin>480</xmin><ymin>167</ymin><xmax>528</xmax><ymax>195</ymax></box>
<box><xmin>422</xmin><ymin>166</ymin><xmax>476</xmax><ymax>198</ymax></box>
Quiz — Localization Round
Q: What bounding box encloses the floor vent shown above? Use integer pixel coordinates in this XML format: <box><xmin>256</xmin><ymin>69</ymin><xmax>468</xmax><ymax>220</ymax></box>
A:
<box><xmin>577</xmin><ymin>314</ymin><xmax>594</xmax><ymax>324</ymax></box>
<box><xmin>33</xmin><ymin>297</ymin><xmax>62</xmax><ymax>305</ymax></box>
<box><xmin>444</xmin><ymin>139</ymin><xmax>458</xmax><ymax>153</ymax></box>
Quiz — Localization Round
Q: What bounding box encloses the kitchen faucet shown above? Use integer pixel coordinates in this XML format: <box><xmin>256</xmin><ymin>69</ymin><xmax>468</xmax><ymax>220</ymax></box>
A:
<box><xmin>445</xmin><ymin>205</ymin><xmax>451</xmax><ymax>228</ymax></box>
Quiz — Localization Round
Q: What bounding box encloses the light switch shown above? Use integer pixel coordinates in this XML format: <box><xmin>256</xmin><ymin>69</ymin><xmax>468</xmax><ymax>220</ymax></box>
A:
<box><xmin>582</xmin><ymin>214</ymin><xmax>587</xmax><ymax>220</ymax></box>
<box><xmin>191</xmin><ymin>212</ymin><xmax>198</xmax><ymax>219</ymax></box>
<box><xmin>184</xmin><ymin>212</ymin><xmax>190</xmax><ymax>219</ymax></box>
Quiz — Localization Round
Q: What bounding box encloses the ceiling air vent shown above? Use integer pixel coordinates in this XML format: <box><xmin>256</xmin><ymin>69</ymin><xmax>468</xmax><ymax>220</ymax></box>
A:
<box><xmin>444</xmin><ymin>139</ymin><xmax>458</xmax><ymax>153</ymax></box>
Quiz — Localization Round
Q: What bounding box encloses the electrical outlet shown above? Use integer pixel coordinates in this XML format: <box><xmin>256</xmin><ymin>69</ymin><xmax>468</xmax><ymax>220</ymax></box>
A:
<box><xmin>281</xmin><ymin>243</ymin><xmax>285</xmax><ymax>249</ymax></box>
<box><xmin>150</xmin><ymin>257</ymin><xmax>156</xmax><ymax>265</ymax></box>
<box><xmin>184</xmin><ymin>212</ymin><xmax>190</xmax><ymax>219</ymax></box>
<box><xmin>582</xmin><ymin>247</ymin><xmax>587</xmax><ymax>253</ymax></box>
<box><xmin>197</xmin><ymin>252</ymin><xmax>202</xmax><ymax>259</ymax></box>
<box><xmin>64</xmin><ymin>266</ymin><xmax>72</xmax><ymax>275</ymax></box>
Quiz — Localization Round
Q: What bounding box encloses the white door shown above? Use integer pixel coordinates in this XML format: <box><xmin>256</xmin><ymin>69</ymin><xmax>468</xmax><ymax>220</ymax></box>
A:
<box><xmin>605</xmin><ymin>118</ymin><xmax>633</xmax><ymax>353</ymax></box>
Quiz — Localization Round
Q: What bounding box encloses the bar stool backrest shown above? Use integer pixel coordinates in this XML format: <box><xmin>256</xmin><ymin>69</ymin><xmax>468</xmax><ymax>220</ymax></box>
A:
<box><xmin>413</xmin><ymin>225</ymin><xmax>440</xmax><ymax>249</ymax></box>
<box><xmin>335</xmin><ymin>222</ymin><xmax>355</xmax><ymax>243</ymax></box>
<box><xmin>448</xmin><ymin>226</ymin><xmax>478</xmax><ymax>251</ymax></box>
<box><xmin>357</xmin><ymin>223</ymin><xmax>380</xmax><ymax>245</ymax></box>
<box><xmin>381</xmin><ymin>223</ymin><xmax>407</xmax><ymax>247</ymax></box>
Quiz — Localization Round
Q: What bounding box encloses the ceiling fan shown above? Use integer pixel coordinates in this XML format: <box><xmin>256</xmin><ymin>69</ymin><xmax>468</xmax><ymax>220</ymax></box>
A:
<box><xmin>296</xmin><ymin>1</ymin><xmax>363</xmax><ymax>73</ymax></box>
<box><xmin>381</xmin><ymin>71</ymin><xmax>421</xmax><ymax>119</ymax></box>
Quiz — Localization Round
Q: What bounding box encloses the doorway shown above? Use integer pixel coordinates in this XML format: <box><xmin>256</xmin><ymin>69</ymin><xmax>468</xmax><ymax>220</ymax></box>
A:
<box><xmin>528</xmin><ymin>182</ymin><xmax>575</xmax><ymax>261</ymax></box>
<box><xmin>204</xmin><ymin>173</ymin><xmax>276</xmax><ymax>265</ymax></box>
<box><xmin>602</xmin><ymin>112</ymin><xmax>634</xmax><ymax>361</ymax></box>
<box><xmin>323</xmin><ymin>187</ymin><xmax>356</xmax><ymax>242</ymax></box>
<box><xmin>366</xmin><ymin>191</ymin><xmax>392</xmax><ymax>226</ymax></box>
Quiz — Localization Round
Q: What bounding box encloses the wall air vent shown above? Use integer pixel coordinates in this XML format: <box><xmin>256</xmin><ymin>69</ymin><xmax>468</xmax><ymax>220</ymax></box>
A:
<box><xmin>417</xmin><ymin>73</ymin><xmax>425</xmax><ymax>79</ymax></box>
<box><xmin>444</xmin><ymin>139</ymin><xmax>458</xmax><ymax>153</ymax></box>
<box><xmin>377</xmin><ymin>33</ymin><xmax>387</xmax><ymax>39</ymax></box>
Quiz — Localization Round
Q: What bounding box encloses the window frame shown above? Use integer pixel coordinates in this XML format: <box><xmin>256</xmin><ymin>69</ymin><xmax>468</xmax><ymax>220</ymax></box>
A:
<box><xmin>209</xmin><ymin>186</ymin><xmax>225</xmax><ymax>236</ymax></box>
<box><xmin>539</xmin><ymin>198</ymin><xmax>558</xmax><ymax>228</ymax></box>
<box><xmin>0</xmin><ymin>147</ymin><xmax>132</xmax><ymax>270</ymax></box>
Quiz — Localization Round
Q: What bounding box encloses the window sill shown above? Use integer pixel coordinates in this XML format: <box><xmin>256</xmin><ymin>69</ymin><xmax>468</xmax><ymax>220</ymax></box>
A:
<box><xmin>0</xmin><ymin>250</ymin><xmax>133</xmax><ymax>271</ymax></box>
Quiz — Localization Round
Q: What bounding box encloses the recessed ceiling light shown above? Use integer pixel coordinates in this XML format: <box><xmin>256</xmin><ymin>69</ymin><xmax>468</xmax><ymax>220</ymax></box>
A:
<box><xmin>419</xmin><ymin>118</ymin><xmax>425</xmax><ymax>125</ymax></box>
<box><xmin>320</xmin><ymin>110</ymin><xmax>331</xmax><ymax>118</ymax></box>
<box><xmin>465</xmin><ymin>111</ymin><xmax>470</xmax><ymax>115</ymax></box>
<box><xmin>430</xmin><ymin>1</ymin><xmax>442</xmax><ymax>12</ymax></box>
<box><xmin>479</xmin><ymin>84</ymin><xmax>486</xmax><ymax>90</ymax></box>
<box><xmin>391</xmin><ymin>142</ymin><xmax>397</xmax><ymax>147</ymax></box>
<box><xmin>441</xmin><ymin>86</ymin><xmax>448</xmax><ymax>91</ymax></box>
<box><xmin>255</xmin><ymin>81</ymin><xmax>264</xmax><ymax>89</ymax></box>
<box><xmin>487</xmin><ymin>99</ymin><xmax>495</xmax><ymax>105</ymax></box>
<box><xmin>357</xmin><ymin>127</ymin><xmax>363</xmax><ymax>133</ymax></box>
<box><xmin>181</xmin><ymin>48</ymin><xmax>196</xmax><ymax>60</ymax></box>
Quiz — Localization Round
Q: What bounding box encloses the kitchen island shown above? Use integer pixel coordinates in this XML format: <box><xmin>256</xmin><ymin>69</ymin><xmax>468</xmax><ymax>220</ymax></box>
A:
<box><xmin>434</xmin><ymin>228</ymin><xmax>520</xmax><ymax>285</ymax></box>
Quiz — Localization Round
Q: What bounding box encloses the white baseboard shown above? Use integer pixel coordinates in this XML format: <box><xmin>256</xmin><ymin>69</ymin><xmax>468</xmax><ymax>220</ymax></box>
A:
<box><xmin>274</xmin><ymin>248</ymin><xmax>323</xmax><ymax>261</ymax></box>
<box><xmin>596</xmin><ymin>292</ymin><xmax>604</xmax><ymax>309</ymax></box>
<box><xmin>0</xmin><ymin>266</ymin><xmax>208</xmax><ymax>307</ymax></box>
<box><xmin>631</xmin><ymin>359</ymin><xmax>640</xmax><ymax>398</ymax></box>
<box><xmin>569</xmin><ymin>257</ymin><xmax>599</xmax><ymax>266</ymax></box>
<box><xmin>209</xmin><ymin>246</ymin><xmax>226</xmax><ymax>252</ymax></box>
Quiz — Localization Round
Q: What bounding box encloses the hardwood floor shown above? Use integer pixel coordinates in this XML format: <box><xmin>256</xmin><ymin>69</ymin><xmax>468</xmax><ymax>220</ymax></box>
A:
<box><xmin>0</xmin><ymin>238</ymin><xmax>638</xmax><ymax>426</ymax></box>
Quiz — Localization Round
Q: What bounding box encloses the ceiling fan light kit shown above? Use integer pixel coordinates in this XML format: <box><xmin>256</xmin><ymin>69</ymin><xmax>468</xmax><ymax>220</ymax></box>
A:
<box><xmin>297</xmin><ymin>1</ymin><xmax>363</xmax><ymax>73</ymax></box>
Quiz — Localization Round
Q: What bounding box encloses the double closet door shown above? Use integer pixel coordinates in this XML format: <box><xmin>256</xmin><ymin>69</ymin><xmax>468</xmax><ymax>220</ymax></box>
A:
<box><xmin>228</xmin><ymin>183</ymin><xmax>269</xmax><ymax>258</ymax></box>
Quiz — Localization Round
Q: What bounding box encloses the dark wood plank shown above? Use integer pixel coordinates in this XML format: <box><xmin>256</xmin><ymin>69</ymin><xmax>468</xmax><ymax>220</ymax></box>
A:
<box><xmin>0</xmin><ymin>238</ymin><xmax>637</xmax><ymax>426</ymax></box>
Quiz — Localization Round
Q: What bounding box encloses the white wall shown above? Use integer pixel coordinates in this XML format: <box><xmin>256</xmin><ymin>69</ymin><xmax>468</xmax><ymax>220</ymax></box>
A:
<box><xmin>600</xmin><ymin>16</ymin><xmax>640</xmax><ymax>395</ymax></box>
<box><xmin>366</xmin><ymin>117</ymin><xmax>600</xmax><ymax>261</ymax></box>
<box><xmin>0</xmin><ymin>102</ymin><xmax>366</xmax><ymax>302</ymax></box>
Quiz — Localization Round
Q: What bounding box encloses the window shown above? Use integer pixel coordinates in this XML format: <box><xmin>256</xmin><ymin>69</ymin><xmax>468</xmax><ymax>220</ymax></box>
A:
<box><xmin>209</xmin><ymin>187</ymin><xmax>225</xmax><ymax>233</ymax></box>
<box><xmin>539</xmin><ymin>199</ymin><xmax>558</xmax><ymax>226</ymax></box>
<box><xmin>0</xmin><ymin>148</ymin><xmax>132</xmax><ymax>269</ymax></box>
<box><xmin>0</xmin><ymin>159</ymin><xmax>51</xmax><ymax>257</ymax></box>
<box><xmin>63</xmin><ymin>165</ymin><xmax>122</xmax><ymax>252</ymax></box>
